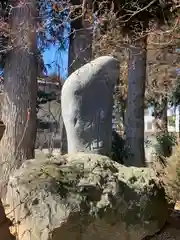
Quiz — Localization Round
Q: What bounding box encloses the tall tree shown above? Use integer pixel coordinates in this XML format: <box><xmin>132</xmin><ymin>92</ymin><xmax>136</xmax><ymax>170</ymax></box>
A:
<box><xmin>83</xmin><ymin>0</ymin><xmax>178</xmax><ymax>166</ymax></box>
<box><xmin>68</xmin><ymin>0</ymin><xmax>93</xmax><ymax>74</ymax></box>
<box><xmin>56</xmin><ymin>0</ymin><xmax>93</xmax><ymax>154</ymax></box>
<box><xmin>125</xmin><ymin>35</ymin><xmax>147</xmax><ymax>166</ymax></box>
<box><xmin>146</xmin><ymin>30</ymin><xmax>179</xmax><ymax>132</ymax></box>
<box><xmin>0</xmin><ymin>0</ymin><xmax>38</xmax><ymax>189</ymax></box>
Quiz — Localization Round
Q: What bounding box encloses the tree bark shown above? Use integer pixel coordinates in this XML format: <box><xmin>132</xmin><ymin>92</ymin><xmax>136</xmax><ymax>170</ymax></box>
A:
<box><xmin>0</xmin><ymin>0</ymin><xmax>38</xmax><ymax>189</ymax></box>
<box><xmin>125</xmin><ymin>37</ymin><xmax>147</xmax><ymax>167</ymax></box>
<box><xmin>154</xmin><ymin>98</ymin><xmax>168</xmax><ymax>132</ymax></box>
<box><xmin>60</xmin><ymin>11</ymin><xmax>93</xmax><ymax>154</ymax></box>
<box><xmin>160</xmin><ymin>98</ymin><xmax>168</xmax><ymax>132</ymax></box>
<box><xmin>68</xmin><ymin>17</ymin><xmax>93</xmax><ymax>75</ymax></box>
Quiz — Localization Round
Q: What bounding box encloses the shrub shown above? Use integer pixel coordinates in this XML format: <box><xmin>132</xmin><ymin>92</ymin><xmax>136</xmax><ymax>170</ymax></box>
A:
<box><xmin>154</xmin><ymin>131</ymin><xmax>177</xmax><ymax>165</ymax></box>
<box><xmin>162</xmin><ymin>146</ymin><xmax>180</xmax><ymax>202</ymax></box>
<box><xmin>110</xmin><ymin>130</ymin><xmax>126</xmax><ymax>164</ymax></box>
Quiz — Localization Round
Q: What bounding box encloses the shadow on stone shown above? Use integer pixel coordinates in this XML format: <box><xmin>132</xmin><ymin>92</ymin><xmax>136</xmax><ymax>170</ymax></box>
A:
<box><xmin>0</xmin><ymin>120</ymin><xmax>5</xmax><ymax>141</ymax></box>
<box><xmin>0</xmin><ymin>199</ymin><xmax>15</xmax><ymax>239</ymax></box>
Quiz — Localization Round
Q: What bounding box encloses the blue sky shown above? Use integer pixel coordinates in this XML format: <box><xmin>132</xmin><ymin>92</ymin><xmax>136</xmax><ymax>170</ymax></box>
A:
<box><xmin>43</xmin><ymin>43</ymin><xmax>68</xmax><ymax>79</ymax></box>
<box><xmin>42</xmin><ymin>11</ymin><xmax>70</xmax><ymax>80</ymax></box>
<box><xmin>42</xmin><ymin>24</ymin><xmax>69</xmax><ymax>80</ymax></box>
<box><xmin>0</xmin><ymin>45</ymin><xmax>69</xmax><ymax>80</ymax></box>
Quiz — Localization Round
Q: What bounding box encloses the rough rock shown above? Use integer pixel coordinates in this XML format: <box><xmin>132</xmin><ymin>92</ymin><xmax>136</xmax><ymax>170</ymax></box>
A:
<box><xmin>5</xmin><ymin>153</ymin><xmax>173</xmax><ymax>240</ymax></box>
<box><xmin>61</xmin><ymin>56</ymin><xmax>119</xmax><ymax>155</ymax></box>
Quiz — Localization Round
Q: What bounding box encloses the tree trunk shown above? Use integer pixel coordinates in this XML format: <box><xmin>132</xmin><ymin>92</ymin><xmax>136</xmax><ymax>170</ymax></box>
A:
<box><xmin>61</xmin><ymin>14</ymin><xmax>93</xmax><ymax>154</ymax></box>
<box><xmin>160</xmin><ymin>98</ymin><xmax>168</xmax><ymax>132</ymax></box>
<box><xmin>68</xmin><ymin>18</ymin><xmax>93</xmax><ymax>75</ymax></box>
<box><xmin>154</xmin><ymin>102</ymin><xmax>161</xmax><ymax>131</ymax></box>
<box><xmin>125</xmin><ymin>37</ymin><xmax>147</xmax><ymax>167</ymax></box>
<box><xmin>154</xmin><ymin>98</ymin><xmax>168</xmax><ymax>132</ymax></box>
<box><xmin>0</xmin><ymin>0</ymin><xmax>38</xmax><ymax>190</ymax></box>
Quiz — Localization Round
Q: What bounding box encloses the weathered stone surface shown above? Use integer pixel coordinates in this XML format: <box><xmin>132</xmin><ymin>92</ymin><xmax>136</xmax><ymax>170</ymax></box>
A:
<box><xmin>5</xmin><ymin>153</ymin><xmax>173</xmax><ymax>240</ymax></box>
<box><xmin>61</xmin><ymin>56</ymin><xmax>119</xmax><ymax>155</ymax></box>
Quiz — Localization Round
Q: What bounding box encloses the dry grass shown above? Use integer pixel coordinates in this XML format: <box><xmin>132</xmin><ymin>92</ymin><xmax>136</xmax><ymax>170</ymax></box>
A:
<box><xmin>160</xmin><ymin>146</ymin><xmax>180</xmax><ymax>202</ymax></box>
<box><xmin>149</xmin><ymin>142</ymin><xmax>180</xmax><ymax>204</ymax></box>
<box><xmin>148</xmin><ymin>148</ymin><xmax>180</xmax><ymax>239</ymax></box>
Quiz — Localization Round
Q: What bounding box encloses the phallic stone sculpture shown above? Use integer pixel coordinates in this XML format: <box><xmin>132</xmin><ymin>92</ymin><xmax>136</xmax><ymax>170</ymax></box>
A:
<box><xmin>61</xmin><ymin>56</ymin><xmax>119</xmax><ymax>155</ymax></box>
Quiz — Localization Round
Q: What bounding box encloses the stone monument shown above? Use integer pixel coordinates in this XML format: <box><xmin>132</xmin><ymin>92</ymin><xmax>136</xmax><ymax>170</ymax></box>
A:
<box><xmin>61</xmin><ymin>56</ymin><xmax>119</xmax><ymax>155</ymax></box>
